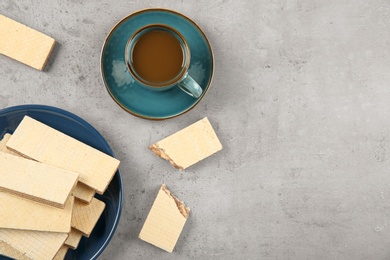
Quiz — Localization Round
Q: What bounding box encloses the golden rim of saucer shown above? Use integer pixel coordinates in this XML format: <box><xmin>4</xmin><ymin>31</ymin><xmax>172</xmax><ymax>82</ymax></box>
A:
<box><xmin>100</xmin><ymin>8</ymin><xmax>214</xmax><ymax>120</ymax></box>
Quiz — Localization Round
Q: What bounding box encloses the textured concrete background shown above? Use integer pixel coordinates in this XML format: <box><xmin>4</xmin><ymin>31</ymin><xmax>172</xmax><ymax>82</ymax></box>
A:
<box><xmin>1</xmin><ymin>0</ymin><xmax>390</xmax><ymax>259</ymax></box>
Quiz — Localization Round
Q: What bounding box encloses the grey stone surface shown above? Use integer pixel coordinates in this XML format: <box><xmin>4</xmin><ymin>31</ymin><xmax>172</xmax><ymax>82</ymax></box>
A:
<box><xmin>1</xmin><ymin>0</ymin><xmax>390</xmax><ymax>259</ymax></box>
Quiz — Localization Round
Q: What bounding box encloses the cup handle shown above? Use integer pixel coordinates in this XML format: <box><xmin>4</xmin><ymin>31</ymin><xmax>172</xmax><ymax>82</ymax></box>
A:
<box><xmin>178</xmin><ymin>73</ymin><xmax>203</xmax><ymax>98</ymax></box>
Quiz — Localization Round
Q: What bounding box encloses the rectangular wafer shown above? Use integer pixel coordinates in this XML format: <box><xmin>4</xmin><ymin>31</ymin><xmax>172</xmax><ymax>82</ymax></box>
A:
<box><xmin>7</xmin><ymin>116</ymin><xmax>120</xmax><ymax>194</ymax></box>
<box><xmin>0</xmin><ymin>151</ymin><xmax>78</xmax><ymax>208</ymax></box>
<box><xmin>72</xmin><ymin>182</ymin><xmax>95</xmax><ymax>203</ymax></box>
<box><xmin>0</xmin><ymin>192</ymin><xmax>74</xmax><ymax>232</ymax></box>
<box><xmin>149</xmin><ymin>117</ymin><xmax>222</xmax><ymax>170</ymax></box>
<box><xmin>0</xmin><ymin>229</ymin><xmax>67</xmax><ymax>260</ymax></box>
<box><xmin>2</xmin><ymin>134</ymin><xmax>94</xmax><ymax>203</ymax></box>
<box><xmin>139</xmin><ymin>184</ymin><xmax>190</xmax><ymax>253</ymax></box>
<box><xmin>53</xmin><ymin>245</ymin><xmax>69</xmax><ymax>260</ymax></box>
<box><xmin>1</xmin><ymin>133</ymin><xmax>28</xmax><ymax>157</ymax></box>
<box><xmin>64</xmin><ymin>228</ymin><xmax>83</xmax><ymax>249</ymax></box>
<box><xmin>0</xmin><ymin>240</ymin><xmax>32</xmax><ymax>260</ymax></box>
<box><xmin>72</xmin><ymin>198</ymin><xmax>106</xmax><ymax>237</ymax></box>
<box><xmin>0</xmin><ymin>15</ymin><xmax>55</xmax><ymax>70</ymax></box>
<box><xmin>0</xmin><ymin>133</ymin><xmax>11</xmax><ymax>151</ymax></box>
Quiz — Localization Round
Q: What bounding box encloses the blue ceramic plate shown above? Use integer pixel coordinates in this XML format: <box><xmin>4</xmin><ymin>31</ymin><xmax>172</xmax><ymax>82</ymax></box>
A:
<box><xmin>0</xmin><ymin>105</ymin><xmax>122</xmax><ymax>260</ymax></box>
<box><xmin>101</xmin><ymin>8</ymin><xmax>214</xmax><ymax>120</ymax></box>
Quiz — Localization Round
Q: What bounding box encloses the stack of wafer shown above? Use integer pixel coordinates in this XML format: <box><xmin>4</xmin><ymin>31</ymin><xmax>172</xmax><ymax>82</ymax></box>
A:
<box><xmin>0</xmin><ymin>116</ymin><xmax>120</xmax><ymax>260</ymax></box>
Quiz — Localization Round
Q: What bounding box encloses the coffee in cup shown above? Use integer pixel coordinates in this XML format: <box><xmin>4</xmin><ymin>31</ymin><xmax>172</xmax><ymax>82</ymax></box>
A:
<box><xmin>125</xmin><ymin>24</ymin><xmax>203</xmax><ymax>98</ymax></box>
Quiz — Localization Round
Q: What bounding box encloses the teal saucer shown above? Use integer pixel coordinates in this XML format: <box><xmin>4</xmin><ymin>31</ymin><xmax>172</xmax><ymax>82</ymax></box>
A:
<box><xmin>101</xmin><ymin>9</ymin><xmax>214</xmax><ymax>120</ymax></box>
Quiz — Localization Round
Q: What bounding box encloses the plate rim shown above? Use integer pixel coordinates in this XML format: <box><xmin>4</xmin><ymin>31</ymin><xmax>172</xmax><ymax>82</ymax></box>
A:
<box><xmin>100</xmin><ymin>8</ymin><xmax>214</xmax><ymax>120</ymax></box>
<box><xmin>0</xmin><ymin>104</ymin><xmax>123</xmax><ymax>260</ymax></box>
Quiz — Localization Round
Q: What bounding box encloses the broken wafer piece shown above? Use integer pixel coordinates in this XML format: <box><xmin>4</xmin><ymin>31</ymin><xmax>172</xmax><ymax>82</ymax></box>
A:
<box><xmin>64</xmin><ymin>228</ymin><xmax>83</xmax><ymax>250</ymax></box>
<box><xmin>139</xmin><ymin>184</ymin><xmax>190</xmax><ymax>253</ymax></box>
<box><xmin>0</xmin><ymin>151</ymin><xmax>78</xmax><ymax>208</ymax></box>
<box><xmin>149</xmin><ymin>117</ymin><xmax>222</xmax><ymax>170</ymax></box>
<box><xmin>7</xmin><ymin>116</ymin><xmax>120</xmax><ymax>194</ymax></box>
<box><xmin>71</xmin><ymin>197</ymin><xmax>106</xmax><ymax>237</ymax></box>
<box><xmin>0</xmin><ymin>229</ymin><xmax>68</xmax><ymax>260</ymax></box>
<box><xmin>0</xmin><ymin>15</ymin><xmax>55</xmax><ymax>70</ymax></box>
<box><xmin>0</xmin><ymin>192</ymin><xmax>74</xmax><ymax>232</ymax></box>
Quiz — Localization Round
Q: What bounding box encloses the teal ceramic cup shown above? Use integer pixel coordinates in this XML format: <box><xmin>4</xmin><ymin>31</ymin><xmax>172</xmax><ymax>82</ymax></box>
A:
<box><xmin>125</xmin><ymin>24</ymin><xmax>203</xmax><ymax>98</ymax></box>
